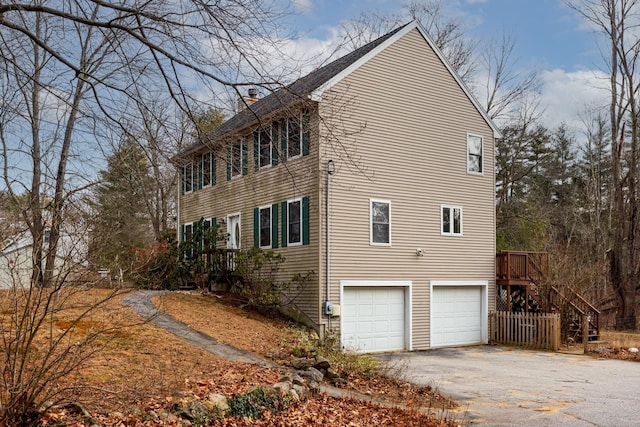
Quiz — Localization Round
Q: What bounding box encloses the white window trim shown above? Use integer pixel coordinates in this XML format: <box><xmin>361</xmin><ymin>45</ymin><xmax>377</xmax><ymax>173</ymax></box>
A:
<box><xmin>287</xmin><ymin>114</ymin><xmax>303</xmax><ymax>161</ymax></box>
<box><xmin>441</xmin><ymin>205</ymin><xmax>463</xmax><ymax>236</ymax></box>
<box><xmin>202</xmin><ymin>152</ymin><xmax>213</xmax><ymax>188</ymax></box>
<box><xmin>286</xmin><ymin>197</ymin><xmax>303</xmax><ymax>247</ymax></box>
<box><xmin>230</xmin><ymin>139</ymin><xmax>243</xmax><ymax>179</ymax></box>
<box><xmin>183</xmin><ymin>163</ymin><xmax>193</xmax><ymax>194</ymax></box>
<box><xmin>429</xmin><ymin>280</ymin><xmax>489</xmax><ymax>348</ymax></box>
<box><xmin>258</xmin><ymin>128</ymin><xmax>272</xmax><ymax>169</ymax></box>
<box><xmin>370</xmin><ymin>198</ymin><xmax>391</xmax><ymax>246</ymax></box>
<box><xmin>258</xmin><ymin>204</ymin><xmax>272</xmax><ymax>249</ymax></box>
<box><xmin>467</xmin><ymin>133</ymin><xmax>484</xmax><ymax>175</ymax></box>
<box><xmin>340</xmin><ymin>280</ymin><xmax>412</xmax><ymax>352</ymax></box>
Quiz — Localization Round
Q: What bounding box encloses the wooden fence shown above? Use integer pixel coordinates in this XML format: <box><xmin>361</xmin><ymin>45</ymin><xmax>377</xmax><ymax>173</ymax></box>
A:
<box><xmin>489</xmin><ymin>311</ymin><xmax>560</xmax><ymax>351</ymax></box>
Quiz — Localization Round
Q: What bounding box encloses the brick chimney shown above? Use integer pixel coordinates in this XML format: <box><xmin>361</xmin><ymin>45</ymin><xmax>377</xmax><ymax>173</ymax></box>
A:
<box><xmin>238</xmin><ymin>88</ymin><xmax>259</xmax><ymax>112</ymax></box>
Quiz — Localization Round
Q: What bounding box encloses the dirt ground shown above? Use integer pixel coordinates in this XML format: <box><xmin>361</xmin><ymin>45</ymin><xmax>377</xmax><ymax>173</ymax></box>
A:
<box><xmin>2</xmin><ymin>289</ymin><xmax>460</xmax><ymax>426</ymax></box>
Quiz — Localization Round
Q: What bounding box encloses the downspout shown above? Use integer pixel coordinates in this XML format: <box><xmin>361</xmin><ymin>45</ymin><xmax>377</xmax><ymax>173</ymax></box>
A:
<box><xmin>176</xmin><ymin>166</ymin><xmax>181</xmax><ymax>243</ymax></box>
<box><xmin>324</xmin><ymin>160</ymin><xmax>335</xmax><ymax>327</ymax></box>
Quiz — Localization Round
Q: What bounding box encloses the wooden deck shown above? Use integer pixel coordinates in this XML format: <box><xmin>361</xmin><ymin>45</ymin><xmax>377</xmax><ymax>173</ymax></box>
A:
<box><xmin>495</xmin><ymin>250</ymin><xmax>600</xmax><ymax>342</ymax></box>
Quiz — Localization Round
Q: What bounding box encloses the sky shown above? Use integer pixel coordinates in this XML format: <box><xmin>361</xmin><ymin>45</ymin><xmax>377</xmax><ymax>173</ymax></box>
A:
<box><xmin>282</xmin><ymin>0</ymin><xmax>609</xmax><ymax>137</ymax></box>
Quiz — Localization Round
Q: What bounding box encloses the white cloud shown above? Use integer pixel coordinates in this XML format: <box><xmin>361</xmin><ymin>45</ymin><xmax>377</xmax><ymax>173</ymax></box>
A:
<box><xmin>539</xmin><ymin>68</ymin><xmax>609</xmax><ymax>132</ymax></box>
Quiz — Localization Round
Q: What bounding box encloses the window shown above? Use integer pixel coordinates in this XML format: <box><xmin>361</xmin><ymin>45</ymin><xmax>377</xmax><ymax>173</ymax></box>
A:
<box><xmin>182</xmin><ymin>162</ymin><xmax>193</xmax><ymax>193</ymax></box>
<box><xmin>231</xmin><ymin>141</ymin><xmax>242</xmax><ymax>177</ymax></box>
<box><xmin>259</xmin><ymin>205</ymin><xmax>271</xmax><ymax>248</ymax></box>
<box><xmin>441</xmin><ymin>205</ymin><xmax>462</xmax><ymax>236</ymax></box>
<box><xmin>202</xmin><ymin>152</ymin><xmax>215</xmax><ymax>187</ymax></box>
<box><xmin>194</xmin><ymin>155</ymin><xmax>203</xmax><ymax>190</ymax></box>
<box><xmin>287</xmin><ymin>116</ymin><xmax>301</xmax><ymax>159</ymax></box>
<box><xmin>467</xmin><ymin>134</ymin><xmax>483</xmax><ymax>174</ymax></box>
<box><xmin>370</xmin><ymin>199</ymin><xmax>391</xmax><ymax>245</ymax></box>
<box><xmin>258</xmin><ymin>128</ymin><xmax>271</xmax><ymax>168</ymax></box>
<box><xmin>287</xmin><ymin>198</ymin><xmax>302</xmax><ymax>246</ymax></box>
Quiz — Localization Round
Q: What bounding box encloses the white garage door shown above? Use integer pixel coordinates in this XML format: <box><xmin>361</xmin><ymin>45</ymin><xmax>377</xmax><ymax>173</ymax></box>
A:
<box><xmin>342</xmin><ymin>286</ymin><xmax>405</xmax><ymax>353</ymax></box>
<box><xmin>431</xmin><ymin>286</ymin><xmax>482</xmax><ymax>348</ymax></box>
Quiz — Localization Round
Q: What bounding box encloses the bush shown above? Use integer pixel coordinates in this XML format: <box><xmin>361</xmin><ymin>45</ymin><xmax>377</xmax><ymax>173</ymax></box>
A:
<box><xmin>227</xmin><ymin>386</ymin><xmax>289</xmax><ymax>419</ymax></box>
<box><xmin>231</xmin><ymin>247</ymin><xmax>313</xmax><ymax>311</ymax></box>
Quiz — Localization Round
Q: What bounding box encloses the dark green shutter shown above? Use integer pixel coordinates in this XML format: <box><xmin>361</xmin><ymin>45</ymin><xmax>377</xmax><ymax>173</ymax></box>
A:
<box><xmin>280</xmin><ymin>120</ymin><xmax>287</xmax><ymax>162</ymax></box>
<box><xmin>271</xmin><ymin>203</ymin><xmax>278</xmax><ymax>248</ymax></box>
<box><xmin>253</xmin><ymin>208</ymin><xmax>259</xmax><ymax>247</ymax></box>
<box><xmin>302</xmin><ymin>196</ymin><xmax>310</xmax><ymax>245</ymax></box>
<box><xmin>302</xmin><ymin>109</ymin><xmax>310</xmax><ymax>156</ymax></box>
<box><xmin>271</xmin><ymin>123</ymin><xmax>279</xmax><ymax>166</ymax></box>
<box><xmin>211</xmin><ymin>217</ymin><xmax>217</xmax><ymax>248</ymax></box>
<box><xmin>253</xmin><ymin>131</ymin><xmax>259</xmax><ymax>171</ymax></box>
<box><xmin>180</xmin><ymin>224</ymin><xmax>185</xmax><ymax>243</ymax></box>
<box><xmin>226</xmin><ymin>147</ymin><xmax>231</xmax><ymax>181</ymax></box>
<box><xmin>281</xmin><ymin>201</ymin><xmax>288</xmax><ymax>247</ymax></box>
<box><xmin>211</xmin><ymin>155</ymin><xmax>216</xmax><ymax>185</ymax></box>
<box><xmin>242</xmin><ymin>142</ymin><xmax>248</xmax><ymax>175</ymax></box>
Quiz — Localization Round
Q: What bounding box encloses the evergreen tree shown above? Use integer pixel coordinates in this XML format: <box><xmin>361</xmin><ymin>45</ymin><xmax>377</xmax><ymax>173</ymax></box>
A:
<box><xmin>89</xmin><ymin>139</ymin><xmax>155</xmax><ymax>275</ymax></box>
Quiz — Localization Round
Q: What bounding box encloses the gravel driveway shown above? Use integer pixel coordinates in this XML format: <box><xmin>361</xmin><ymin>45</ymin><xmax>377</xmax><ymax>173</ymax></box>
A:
<box><xmin>379</xmin><ymin>346</ymin><xmax>640</xmax><ymax>426</ymax></box>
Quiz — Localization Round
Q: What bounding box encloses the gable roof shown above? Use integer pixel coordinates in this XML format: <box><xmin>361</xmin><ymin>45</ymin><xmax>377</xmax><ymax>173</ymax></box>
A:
<box><xmin>180</xmin><ymin>21</ymin><xmax>500</xmax><ymax>157</ymax></box>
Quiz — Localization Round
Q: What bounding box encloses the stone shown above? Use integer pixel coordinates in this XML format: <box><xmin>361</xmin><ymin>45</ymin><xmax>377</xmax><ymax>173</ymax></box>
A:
<box><xmin>278</xmin><ymin>374</ymin><xmax>293</xmax><ymax>383</ymax></box>
<box><xmin>331</xmin><ymin>377</ymin><xmax>348</xmax><ymax>387</ymax></box>
<box><xmin>288</xmin><ymin>388</ymin><xmax>300</xmax><ymax>402</ymax></box>
<box><xmin>293</xmin><ymin>384</ymin><xmax>307</xmax><ymax>401</ymax></box>
<box><xmin>204</xmin><ymin>393</ymin><xmax>230</xmax><ymax>414</ymax></box>
<box><xmin>325</xmin><ymin>367</ymin><xmax>340</xmax><ymax>380</ymax></box>
<box><xmin>629</xmin><ymin>347</ymin><xmax>639</xmax><ymax>353</ymax></box>
<box><xmin>291</xmin><ymin>358</ymin><xmax>314</xmax><ymax>370</ymax></box>
<box><xmin>272</xmin><ymin>381</ymin><xmax>292</xmax><ymax>395</ymax></box>
<box><xmin>313</xmin><ymin>356</ymin><xmax>331</xmax><ymax>370</ymax></box>
<box><xmin>300</xmin><ymin>367</ymin><xmax>324</xmax><ymax>383</ymax></box>
<box><xmin>292</xmin><ymin>373</ymin><xmax>306</xmax><ymax>386</ymax></box>
<box><xmin>307</xmin><ymin>379</ymin><xmax>321</xmax><ymax>395</ymax></box>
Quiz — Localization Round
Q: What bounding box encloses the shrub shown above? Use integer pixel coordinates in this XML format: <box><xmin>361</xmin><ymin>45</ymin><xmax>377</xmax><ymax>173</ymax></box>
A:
<box><xmin>227</xmin><ymin>386</ymin><xmax>289</xmax><ymax>419</ymax></box>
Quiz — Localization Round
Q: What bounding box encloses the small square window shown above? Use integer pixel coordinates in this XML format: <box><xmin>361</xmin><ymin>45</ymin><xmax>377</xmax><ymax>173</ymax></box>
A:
<box><xmin>370</xmin><ymin>199</ymin><xmax>391</xmax><ymax>245</ymax></box>
<box><xmin>467</xmin><ymin>134</ymin><xmax>483</xmax><ymax>174</ymax></box>
<box><xmin>441</xmin><ymin>205</ymin><xmax>462</xmax><ymax>236</ymax></box>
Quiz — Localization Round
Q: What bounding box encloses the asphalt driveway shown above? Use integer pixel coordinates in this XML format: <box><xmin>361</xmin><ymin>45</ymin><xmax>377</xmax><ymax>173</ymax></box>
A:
<box><xmin>379</xmin><ymin>346</ymin><xmax>640</xmax><ymax>426</ymax></box>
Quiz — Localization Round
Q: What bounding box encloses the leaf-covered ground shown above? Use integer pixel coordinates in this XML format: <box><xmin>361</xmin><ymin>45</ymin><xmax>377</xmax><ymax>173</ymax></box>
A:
<box><xmin>31</xmin><ymin>289</ymin><xmax>463</xmax><ymax>426</ymax></box>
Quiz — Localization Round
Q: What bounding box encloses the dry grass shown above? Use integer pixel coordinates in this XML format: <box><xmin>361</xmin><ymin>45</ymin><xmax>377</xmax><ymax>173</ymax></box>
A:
<box><xmin>600</xmin><ymin>330</ymin><xmax>640</xmax><ymax>348</ymax></box>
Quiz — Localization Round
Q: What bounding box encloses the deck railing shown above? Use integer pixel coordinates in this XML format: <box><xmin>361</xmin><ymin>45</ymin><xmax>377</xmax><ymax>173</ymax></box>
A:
<box><xmin>496</xmin><ymin>251</ymin><xmax>549</xmax><ymax>285</ymax></box>
<box><xmin>489</xmin><ymin>311</ymin><xmax>560</xmax><ymax>351</ymax></box>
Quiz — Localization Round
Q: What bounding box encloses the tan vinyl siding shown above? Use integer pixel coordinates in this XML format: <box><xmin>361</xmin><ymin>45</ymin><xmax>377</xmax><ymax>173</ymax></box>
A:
<box><xmin>319</xmin><ymin>28</ymin><xmax>496</xmax><ymax>349</ymax></box>
<box><xmin>179</xmin><ymin>107</ymin><xmax>322</xmax><ymax>325</ymax></box>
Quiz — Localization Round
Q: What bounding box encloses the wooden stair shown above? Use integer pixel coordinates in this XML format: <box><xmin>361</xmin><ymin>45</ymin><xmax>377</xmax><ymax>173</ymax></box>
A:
<box><xmin>496</xmin><ymin>251</ymin><xmax>600</xmax><ymax>342</ymax></box>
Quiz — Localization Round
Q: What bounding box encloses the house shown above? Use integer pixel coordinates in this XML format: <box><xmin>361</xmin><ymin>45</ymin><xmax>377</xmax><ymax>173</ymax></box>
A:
<box><xmin>0</xmin><ymin>227</ymin><xmax>89</xmax><ymax>289</ymax></box>
<box><xmin>176</xmin><ymin>21</ymin><xmax>501</xmax><ymax>352</ymax></box>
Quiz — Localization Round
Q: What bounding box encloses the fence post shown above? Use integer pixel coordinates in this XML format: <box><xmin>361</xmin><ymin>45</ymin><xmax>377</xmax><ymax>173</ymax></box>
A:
<box><xmin>583</xmin><ymin>314</ymin><xmax>589</xmax><ymax>354</ymax></box>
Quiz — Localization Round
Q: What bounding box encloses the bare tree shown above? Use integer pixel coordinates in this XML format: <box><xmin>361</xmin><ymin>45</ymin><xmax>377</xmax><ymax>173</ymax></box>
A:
<box><xmin>0</xmin><ymin>1</ymin><xmax>293</xmax><ymax>423</ymax></box>
<box><xmin>567</xmin><ymin>0</ymin><xmax>640</xmax><ymax>329</ymax></box>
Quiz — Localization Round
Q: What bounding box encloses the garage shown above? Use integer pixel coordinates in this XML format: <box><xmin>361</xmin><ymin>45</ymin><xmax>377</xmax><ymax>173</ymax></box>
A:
<box><xmin>341</xmin><ymin>285</ymin><xmax>407</xmax><ymax>353</ymax></box>
<box><xmin>431</xmin><ymin>284</ymin><xmax>485</xmax><ymax>348</ymax></box>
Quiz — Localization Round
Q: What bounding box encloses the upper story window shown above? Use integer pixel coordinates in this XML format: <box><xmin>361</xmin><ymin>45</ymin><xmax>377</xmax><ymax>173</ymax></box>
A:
<box><xmin>287</xmin><ymin>116</ymin><xmax>301</xmax><ymax>159</ymax></box>
<box><xmin>202</xmin><ymin>151</ymin><xmax>215</xmax><ymax>187</ymax></box>
<box><xmin>231</xmin><ymin>140</ymin><xmax>242</xmax><ymax>177</ymax></box>
<box><xmin>182</xmin><ymin>162</ymin><xmax>193</xmax><ymax>193</ymax></box>
<box><xmin>441</xmin><ymin>205</ymin><xmax>462</xmax><ymax>236</ymax></box>
<box><xmin>228</xmin><ymin>139</ymin><xmax>247</xmax><ymax>180</ymax></box>
<box><xmin>467</xmin><ymin>134</ymin><xmax>483</xmax><ymax>174</ymax></box>
<box><xmin>258</xmin><ymin>128</ymin><xmax>271</xmax><ymax>168</ymax></box>
<box><xmin>370</xmin><ymin>199</ymin><xmax>391</xmax><ymax>245</ymax></box>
